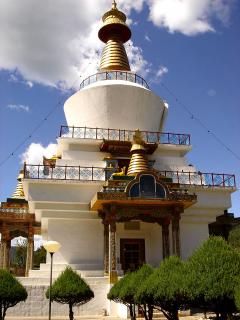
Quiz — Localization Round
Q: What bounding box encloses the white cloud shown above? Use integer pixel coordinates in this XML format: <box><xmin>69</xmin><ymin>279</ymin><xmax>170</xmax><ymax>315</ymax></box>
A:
<box><xmin>149</xmin><ymin>65</ymin><xmax>168</xmax><ymax>83</ymax></box>
<box><xmin>20</xmin><ymin>143</ymin><xmax>57</xmax><ymax>164</ymax></box>
<box><xmin>207</xmin><ymin>88</ymin><xmax>217</xmax><ymax>97</ymax></box>
<box><xmin>146</xmin><ymin>0</ymin><xmax>234</xmax><ymax>35</ymax></box>
<box><xmin>145</xmin><ymin>34</ymin><xmax>151</xmax><ymax>42</ymax></box>
<box><xmin>8</xmin><ymin>74</ymin><xmax>18</xmax><ymax>83</ymax></box>
<box><xmin>6</xmin><ymin>104</ymin><xmax>30</xmax><ymax>112</ymax></box>
<box><xmin>0</xmin><ymin>0</ymin><xmax>146</xmax><ymax>90</ymax></box>
<box><xmin>8</xmin><ymin>73</ymin><xmax>34</xmax><ymax>88</ymax></box>
<box><xmin>0</xmin><ymin>0</ymin><xmax>234</xmax><ymax>90</ymax></box>
<box><xmin>26</xmin><ymin>81</ymin><xmax>33</xmax><ymax>88</ymax></box>
<box><xmin>156</xmin><ymin>65</ymin><xmax>168</xmax><ymax>78</ymax></box>
<box><xmin>126</xmin><ymin>41</ymin><xmax>150</xmax><ymax>76</ymax></box>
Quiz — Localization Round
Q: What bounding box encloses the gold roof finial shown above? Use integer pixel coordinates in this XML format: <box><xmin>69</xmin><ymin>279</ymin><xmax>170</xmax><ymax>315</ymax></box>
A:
<box><xmin>11</xmin><ymin>169</ymin><xmax>25</xmax><ymax>199</ymax></box>
<box><xmin>112</xmin><ymin>0</ymin><xmax>117</xmax><ymax>9</ymax></box>
<box><xmin>127</xmin><ymin>130</ymin><xmax>149</xmax><ymax>176</ymax></box>
<box><xmin>98</xmin><ymin>1</ymin><xmax>131</xmax><ymax>71</ymax></box>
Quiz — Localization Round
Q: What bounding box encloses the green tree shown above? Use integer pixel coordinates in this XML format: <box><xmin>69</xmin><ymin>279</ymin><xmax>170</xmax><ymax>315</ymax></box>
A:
<box><xmin>12</xmin><ymin>238</ymin><xmax>27</xmax><ymax>268</ymax></box>
<box><xmin>228</xmin><ymin>226</ymin><xmax>240</xmax><ymax>250</ymax></box>
<box><xmin>133</xmin><ymin>264</ymin><xmax>154</xmax><ymax>320</ymax></box>
<box><xmin>0</xmin><ymin>269</ymin><xmax>28</xmax><ymax>320</ymax></box>
<box><xmin>33</xmin><ymin>246</ymin><xmax>46</xmax><ymax>268</ymax></box>
<box><xmin>46</xmin><ymin>267</ymin><xmax>94</xmax><ymax>320</ymax></box>
<box><xmin>137</xmin><ymin>256</ymin><xmax>188</xmax><ymax>320</ymax></box>
<box><xmin>108</xmin><ymin>271</ymin><xmax>137</xmax><ymax>320</ymax></box>
<box><xmin>187</xmin><ymin>236</ymin><xmax>240</xmax><ymax>319</ymax></box>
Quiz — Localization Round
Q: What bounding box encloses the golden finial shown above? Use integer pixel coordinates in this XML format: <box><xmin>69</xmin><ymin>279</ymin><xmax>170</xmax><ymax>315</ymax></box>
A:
<box><xmin>112</xmin><ymin>0</ymin><xmax>117</xmax><ymax>9</ymax></box>
<box><xmin>98</xmin><ymin>1</ymin><xmax>131</xmax><ymax>71</ymax></box>
<box><xmin>127</xmin><ymin>130</ymin><xmax>149</xmax><ymax>176</ymax></box>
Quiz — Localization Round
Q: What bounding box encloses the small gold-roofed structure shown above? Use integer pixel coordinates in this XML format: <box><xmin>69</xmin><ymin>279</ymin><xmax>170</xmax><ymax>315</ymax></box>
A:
<box><xmin>11</xmin><ymin>169</ymin><xmax>25</xmax><ymax>199</ymax></box>
<box><xmin>98</xmin><ymin>1</ymin><xmax>131</xmax><ymax>71</ymax></box>
<box><xmin>127</xmin><ymin>130</ymin><xmax>149</xmax><ymax>175</ymax></box>
<box><xmin>0</xmin><ymin>169</ymin><xmax>40</xmax><ymax>276</ymax></box>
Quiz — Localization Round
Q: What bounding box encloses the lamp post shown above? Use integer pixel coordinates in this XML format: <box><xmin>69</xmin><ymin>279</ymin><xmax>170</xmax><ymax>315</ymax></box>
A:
<box><xmin>43</xmin><ymin>240</ymin><xmax>61</xmax><ymax>320</ymax></box>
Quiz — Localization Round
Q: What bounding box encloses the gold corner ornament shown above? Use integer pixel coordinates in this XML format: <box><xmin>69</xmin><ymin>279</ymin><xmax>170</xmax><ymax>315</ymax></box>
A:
<box><xmin>11</xmin><ymin>169</ymin><xmax>25</xmax><ymax>199</ymax></box>
<box><xmin>98</xmin><ymin>1</ymin><xmax>131</xmax><ymax>71</ymax></box>
<box><xmin>127</xmin><ymin>130</ymin><xmax>149</xmax><ymax>176</ymax></box>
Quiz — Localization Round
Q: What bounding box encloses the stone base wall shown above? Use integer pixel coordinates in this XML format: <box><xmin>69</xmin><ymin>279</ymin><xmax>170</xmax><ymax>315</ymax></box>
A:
<box><xmin>7</xmin><ymin>277</ymin><xmax>112</xmax><ymax>318</ymax></box>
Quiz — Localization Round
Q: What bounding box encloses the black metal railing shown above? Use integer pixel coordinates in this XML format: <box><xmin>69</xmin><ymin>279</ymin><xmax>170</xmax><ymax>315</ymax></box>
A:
<box><xmin>59</xmin><ymin>126</ymin><xmax>191</xmax><ymax>146</ymax></box>
<box><xmin>79</xmin><ymin>71</ymin><xmax>149</xmax><ymax>90</ymax></box>
<box><xmin>23</xmin><ymin>164</ymin><xmax>236</xmax><ymax>188</ymax></box>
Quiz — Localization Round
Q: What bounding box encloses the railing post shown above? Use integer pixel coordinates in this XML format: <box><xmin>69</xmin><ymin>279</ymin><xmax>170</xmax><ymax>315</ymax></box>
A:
<box><xmin>96</xmin><ymin>127</ymin><xmax>98</xmax><ymax>139</ymax></box>
<box><xmin>212</xmin><ymin>173</ymin><xmax>214</xmax><ymax>186</ymax></box>
<box><xmin>92</xmin><ymin>166</ymin><xmax>94</xmax><ymax>181</ymax></box>
<box><xmin>84</xmin><ymin>126</ymin><xmax>86</xmax><ymax>139</ymax></box>
<box><xmin>59</xmin><ymin>126</ymin><xmax>62</xmax><ymax>137</ymax></box>
<box><xmin>222</xmin><ymin>174</ymin><xmax>225</xmax><ymax>187</ymax></box>
<box><xmin>38</xmin><ymin>165</ymin><xmax>40</xmax><ymax>179</ymax></box>
<box><xmin>72</xmin><ymin>126</ymin><xmax>74</xmax><ymax>138</ymax></box>
<box><xmin>65</xmin><ymin>166</ymin><xmax>67</xmax><ymax>180</ymax></box>
<box><xmin>168</xmin><ymin>133</ymin><xmax>170</xmax><ymax>144</ymax></box>
<box><xmin>200</xmin><ymin>172</ymin><xmax>203</xmax><ymax>186</ymax></box>
<box><xmin>189</xmin><ymin>172</ymin><xmax>191</xmax><ymax>185</ymax></box>
<box><xmin>79</xmin><ymin>166</ymin><xmax>81</xmax><ymax>180</ymax></box>
<box><xmin>177</xmin><ymin>171</ymin><xmax>179</xmax><ymax>184</ymax></box>
<box><xmin>234</xmin><ymin>175</ymin><xmax>236</xmax><ymax>187</ymax></box>
<box><xmin>23</xmin><ymin>162</ymin><xmax>26</xmax><ymax>178</ymax></box>
<box><xmin>51</xmin><ymin>166</ymin><xmax>53</xmax><ymax>179</ymax></box>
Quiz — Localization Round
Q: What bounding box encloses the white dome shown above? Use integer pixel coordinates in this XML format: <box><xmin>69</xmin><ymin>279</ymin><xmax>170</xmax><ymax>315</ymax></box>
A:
<box><xmin>64</xmin><ymin>80</ymin><xmax>168</xmax><ymax>132</ymax></box>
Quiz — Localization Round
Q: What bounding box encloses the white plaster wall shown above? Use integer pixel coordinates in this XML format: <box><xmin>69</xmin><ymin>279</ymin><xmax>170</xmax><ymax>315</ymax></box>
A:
<box><xmin>26</xmin><ymin>181</ymin><xmax>102</xmax><ymax>203</ymax></box>
<box><xmin>47</xmin><ymin>218</ymin><xmax>103</xmax><ymax>266</ymax></box>
<box><xmin>152</xmin><ymin>155</ymin><xmax>193</xmax><ymax>171</ymax></box>
<box><xmin>191</xmin><ymin>189</ymin><xmax>233</xmax><ymax>209</ymax></box>
<box><xmin>64</xmin><ymin>81</ymin><xmax>168</xmax><ymax>132</ymax></box>
<box><xmin>116</xmin><ymin>222</ymin><xmax>162</xmax><ymax>268</ymax></box>
<box><xmin>180</xmin><ymin>220</ymin><xmax>209</xmax><ymax>260</ymax></box>
<box><xmin>57</xmin><ymin>150</ymin><xmax>107</xmax><ymax>167</ymax></box>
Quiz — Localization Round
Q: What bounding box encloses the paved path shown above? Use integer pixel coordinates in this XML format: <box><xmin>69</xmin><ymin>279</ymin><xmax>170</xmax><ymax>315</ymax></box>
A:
<box><xmin>6</xmin><ymin>317</ymin><xmax>122</xmax><ymax>320</ymax></box>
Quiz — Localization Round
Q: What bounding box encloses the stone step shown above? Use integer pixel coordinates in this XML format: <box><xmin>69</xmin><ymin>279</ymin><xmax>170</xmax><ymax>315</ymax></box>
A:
<box><xmin>28</xmin><ymin>269</ymin><xmax>105</xmax><ymax>278</ymax></box>
<box><xmin>18</xmin><ymin>276</ymin><xmax>109</xmax><ymax>286</ymax></box>
<box><xmin>39</xmin><ymin>263</ymin><xmax>103</xmax><ymax>271</ymax></box>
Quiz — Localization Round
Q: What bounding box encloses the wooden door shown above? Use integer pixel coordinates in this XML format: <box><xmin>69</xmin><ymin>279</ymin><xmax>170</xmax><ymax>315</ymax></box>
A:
<box><xmin>120</xmin><ymin>239</ymin><xmax>145</xmax><ymax>272</ymax></box>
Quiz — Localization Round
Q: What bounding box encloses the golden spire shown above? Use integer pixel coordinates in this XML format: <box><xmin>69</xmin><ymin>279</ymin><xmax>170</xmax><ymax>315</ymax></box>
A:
<box><xmin>11</xmin><ymin>170</ymin><xmax>25</xmax><ymax>199</ymax></box>
<box><xmin>127</xmin><ymin>130</ymin><xmax>149</xmax><ymax>176</ymax></box>
<box><xmin>98</xmin><ymin>1</ymin><xmax>131</xmax><ymax>71</ymax></box>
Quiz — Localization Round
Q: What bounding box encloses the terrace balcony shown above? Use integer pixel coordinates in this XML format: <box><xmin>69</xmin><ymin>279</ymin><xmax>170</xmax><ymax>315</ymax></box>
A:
<box><xmin>79</xmin><ymin>71</ymin><xmax>149</xmax><ymax>90</ymax></box>
<box><xmin>23</xmin><ymin>164</ymin><xmax>236</xmax><ymax>189</ymax></box>
<box><xmin>59</xmin><ymin>126</ymin><xmax>191</xmax><ymax>146</ymax></box>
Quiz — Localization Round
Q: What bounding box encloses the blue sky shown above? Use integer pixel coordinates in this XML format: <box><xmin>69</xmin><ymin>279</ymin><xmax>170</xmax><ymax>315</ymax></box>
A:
<box><xmin>0</xmin><ymin>0</ymin><xmax>239</xmax><ymax>215</ymax></box>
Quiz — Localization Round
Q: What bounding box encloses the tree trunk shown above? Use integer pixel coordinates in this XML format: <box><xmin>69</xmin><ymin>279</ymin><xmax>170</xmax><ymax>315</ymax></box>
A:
<box><xmin>220</xmin><ymin>311</ymin><xmax>228</xmax><ymax>320</ymax></box>
<box><xmin>148</xmin><ymin>305</ymin><xmax>154</xmax><ymax>320</ymax></box>
<box><xmin>0</xmin><ymin>304</ymin><xmax>7</xmax><ymax>320</ymax></box>
<box><xmin>129</xmin><ymin>303</ymin><xmax>135</xmax><ymax>320</ymax></box>
<box><xmin>170</xmin><ymin>309</ymin><xmax>179</xmax><ymax>320</ymax></box>
<box><xmin>69</xmin><ymin>303</ymin><xmax>74</xmax><ymax>320</ymax></box>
